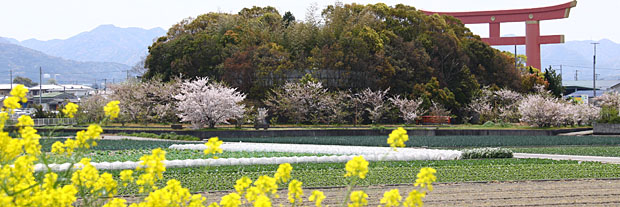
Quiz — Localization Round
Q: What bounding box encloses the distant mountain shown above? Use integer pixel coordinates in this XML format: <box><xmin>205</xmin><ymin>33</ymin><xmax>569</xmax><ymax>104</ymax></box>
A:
<box><xmin>0</xmin><ymin>42</ymin><xmax>130</xmax><ymax>84</ymax></box>
<box><xmin>0</xmin><ymin>37</ymin><xmax>19</xmax><ymax>45</ymax></box>
<box><xmin>18</xmin><ymin>25</ymin><xmax>166</xmax><ymax>66</ymax></box>
<box><xmin>494</xmin><ymin>38</ymin><xmax>620</xmax><ymax>81</ymax></box>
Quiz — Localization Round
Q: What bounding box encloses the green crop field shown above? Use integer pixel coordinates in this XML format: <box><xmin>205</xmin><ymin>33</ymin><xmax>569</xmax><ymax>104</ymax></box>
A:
<box><xmin>106</xmin><ymin>158</ymin><xmax>620</xmax><ymax>195</ymax></box>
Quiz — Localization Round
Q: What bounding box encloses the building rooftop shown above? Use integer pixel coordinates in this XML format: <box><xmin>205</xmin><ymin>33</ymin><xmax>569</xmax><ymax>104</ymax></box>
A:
<box><xmin>562</xmin><ymin>80</ymin><xmax>620</xmax><ymax>90</ymax></box>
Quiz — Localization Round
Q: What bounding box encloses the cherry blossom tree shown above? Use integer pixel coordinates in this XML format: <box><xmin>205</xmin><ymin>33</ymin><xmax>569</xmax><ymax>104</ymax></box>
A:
<box><xmin>265</xmin><ymin>81</ymin><xmax>327</xmax><ymax>124</ymax></box>
<box><xmin>358</xmin><ymin>88</ymin><xmax>390</xmax><ymax>124</ymax></box>
<box><xmin>175</xmin><ymin>77</ymin><xmax>246</xmax><ymax>129</ymax></box>
<box><xmin>389</xmin><ymin>95</ymin><xmax>425</xmax><ymax>124</ymax></box>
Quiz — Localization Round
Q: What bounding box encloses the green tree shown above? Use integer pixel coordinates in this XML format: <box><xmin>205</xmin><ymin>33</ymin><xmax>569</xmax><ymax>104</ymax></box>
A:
<box><xmin>544</xmin><ymin>66</ymin><xmax>564</xmax><ymax>98</ymax></box>
<box><xmin>13</xmin><ymin>76</ymin><xmax>38</xmax><ymax>87</ymax></box>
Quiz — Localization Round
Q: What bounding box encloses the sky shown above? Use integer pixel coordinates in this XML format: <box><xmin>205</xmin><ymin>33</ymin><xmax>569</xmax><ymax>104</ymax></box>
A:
<box><xmin>0</xmin><ymin>0</ymin><xmax>615</xmax><ymax>42</ymax></box>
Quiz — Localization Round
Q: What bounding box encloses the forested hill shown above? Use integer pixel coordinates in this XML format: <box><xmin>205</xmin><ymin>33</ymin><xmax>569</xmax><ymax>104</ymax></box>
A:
<box><xmin>144</xmin><ymin>3</ymin><xmax>526</xmax><ymax>113</ymax></box>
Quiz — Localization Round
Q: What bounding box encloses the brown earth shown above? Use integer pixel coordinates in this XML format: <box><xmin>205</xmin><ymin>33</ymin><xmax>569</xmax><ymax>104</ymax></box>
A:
<box><xmin>195</xmin><ymin>179</ymin><xmax>620</xmax><ymax>207</ymax></box>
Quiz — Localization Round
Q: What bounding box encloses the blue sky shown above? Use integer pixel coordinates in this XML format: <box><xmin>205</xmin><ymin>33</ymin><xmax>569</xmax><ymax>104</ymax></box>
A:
<box><xmin>0</xmin><ymin>0</ymin><xmax>614</xmax><ymax>42</ymax></box>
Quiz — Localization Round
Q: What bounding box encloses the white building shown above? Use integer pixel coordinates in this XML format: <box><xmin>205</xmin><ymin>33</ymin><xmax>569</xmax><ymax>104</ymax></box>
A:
<box><xmin>29</xmin><ymin>84</ymin><xmax>94</xmax><ymax>98</ymax></box>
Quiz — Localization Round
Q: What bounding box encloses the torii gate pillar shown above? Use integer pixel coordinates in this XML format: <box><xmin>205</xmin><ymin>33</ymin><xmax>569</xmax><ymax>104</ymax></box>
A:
<box><xmin>422</xmin><ymin>1</ymin><xmax>577</xmax><ymax>70</ymax></box>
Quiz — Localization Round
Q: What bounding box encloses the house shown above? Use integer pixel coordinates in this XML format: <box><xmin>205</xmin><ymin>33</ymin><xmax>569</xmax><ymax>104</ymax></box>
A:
<box><xmin>0</xmin><ymin>84</ymin><xmax>14</xmax><ymax>96</ymax></box>
<box><xmin>26</xmin><ymin>92</ymin><xmax>78</xmax><ymax>111</ymax></box>
<box><xmin>29</xmin><ymin>84</ymin><xmax>94</xmax><ymax>98</ymax></box>
<box><xmin>47</xmin><ymin>84</ymin><xmax>94</xmax><ymax>98</ymax></box>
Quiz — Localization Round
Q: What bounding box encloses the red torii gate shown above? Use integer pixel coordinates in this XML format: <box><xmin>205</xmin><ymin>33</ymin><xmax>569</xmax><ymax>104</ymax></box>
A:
<box><xmin>422</xmin><ymin>1</ymin><xmax>577</xmax><ymax>70</ymax></box>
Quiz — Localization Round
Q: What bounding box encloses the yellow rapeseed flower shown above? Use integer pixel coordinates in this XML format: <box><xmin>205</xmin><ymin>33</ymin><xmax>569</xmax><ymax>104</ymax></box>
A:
<box><xmin>348</xmin><ymin>191</ymin><xmax>368</xmax><ymax>207</ymax></box>
<box><xmin>134</xmin><ymin>179</ymin><xmax>205</xmax><ymax>207</ymax></box>
<box><xmin>345</xmin><ymin>156</ymin><xmax>369</xmax><ymax>179</ymax></box>
<box><xmin>51</xmin><ymin>141</ymin><xmax>65</xmax><ymax>154</ymax></box>
<box><xmin>0</xmin><ymin>112</ymin><xmax>9</xmax><ymax>130</ymax></box>
<box><xmin>414</xmin><ymin>167</ymin><xmax>437</xmax><ymax>191</ymax></box>
<box><xmin>387</xmin><ymin>127</ymin><xmax>408</xmax><ymax>151</ymax></box>
<box><xmin>0</xmin><ymin>131</ymin><xmax>23</xmax><ymax>163</ymax></box>
<box><xmin>309</xmin><ymin>190</ymin><xmax>326</xmax><ymax>207</ymax></box>
<box><xmin>3</xmin><ymin>96</ymin><xmax>21</xmax><ymax>112</ymax></box>
<box><xmin>254</xmin><ymin>195</ymin><xmax>271</xmax><ymax>207</ymax></box>
<box><xmin>204</xmin><ymin>137</ymin><xmax>223</xmax><ymax>158</ymax></box>
<box><xmin>120</xmin><ymin>170</ymin><xmax>134</xmax><ymax>187</ymax></box>
<box><xmin>10</xmin><ymin>84</ymin><xmax>28</xmax><ymax>102</ymax></box>
<box><xmin>274</xmin><ymin>163</ymin><xmax>292</xmax><ymax>184</ymax></box>
<box><xmin>253</xmin><ymin>175</ymin><xmax>278</xmax><ymax>195</ymax></box>
<box><xmin>234</xmin><ymin>176</ymin><xmax>252</xmax><ymax>194</ymax></box>
<box><xmin>103</xmin><ymin>198</ymin><xmax>128</xmax><ymax>207</ymax></box>
<box><xmin>287</xmin><ymin>179</ymin><xmax>303</xmax><ymax>204</ymax></box>
<box><xmin>220</xmin><ymin>192</ymin><xmax>242</xmax><ymax>207</ymax></box>
<box><xmin>16</xmin><ymin>115</ymin><xmax>34</xmax><ymax>128</ymax></box>
<box><xmin>380</xmin><ymin>189</ymin><xmax>402</xmax><ymax>207</ymax></box>
<box><xmin>62</xmin><ymin>102</ymin><xmax>79</xmax><ymax>118</ymax></box>
<box><xmin>104</xmin><ymin>100</ymin><xmax>120</xmax><ymax>120</ymax></box>
<box><xmin>208</xmin><ymin>202</ymin><xmax>221</xmax><ymax>207</ymax></box>
<box><xmin>403</xmin><ymin>190</ymin><xmax>425</xmax><ymax>207</ymax></box>
<box><xmin>136</xmin><ymin>148</ymin><xmax>166</xmax><ymax>193</ymax></box>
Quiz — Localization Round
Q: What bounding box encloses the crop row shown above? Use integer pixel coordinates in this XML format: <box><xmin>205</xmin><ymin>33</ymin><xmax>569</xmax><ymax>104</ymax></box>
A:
<box><xmin>39</xmin><ymin>138</ymin><xmax>190</xmax><ymax>151</ymax></box>
<box><xmin>219</xmin><ymin>135</ymin><xmax>620</xmax><ymax>147</ymax></box>
<box><xmin>43</xmin><ymin>149</ymin><xmax>325</xmax><ymax>164</ymax></box>
<box><xmin>510</xmin><ymin>146</ymin><xmax>620</xmax><ymax>157</ymax></box>
<box><xmin>103</xmin><ymin>158</ymin><xmax>620</xmax><ymax>195</ymax></box>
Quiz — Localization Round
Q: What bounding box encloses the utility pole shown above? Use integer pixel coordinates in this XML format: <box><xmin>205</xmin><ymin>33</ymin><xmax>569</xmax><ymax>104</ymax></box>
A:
<box><xmin>9</xmin><ymin>69</ymin><xmax>12</xmax><ymax>90</ymax></box>
<box><xmin>592</xmin><ymin>42</ymin><xmax>599</xmax><ymax>97</ymax></box>
<box><xmin>575</xmin><ymin>70</ymin><xmax>579</xmax><ymax>81</ymax></box>
<box><xmin>126</xmin><ymin>70</ymin><xmax>130</xmax><ymax>80</ymax></box>
<box><xmin>39</xmin><ymin>67</ymin><xmax>42</xmax><ymax>104</ymax></box>
<box><xmin>514</xmin><ymin>45</ymin><xmax>518</xmax><ymax>71</ymax></box>
<box><xmin>104</xmin><ymin>78</ymin><xmax>107</xmax><ymax>93</ymax></box>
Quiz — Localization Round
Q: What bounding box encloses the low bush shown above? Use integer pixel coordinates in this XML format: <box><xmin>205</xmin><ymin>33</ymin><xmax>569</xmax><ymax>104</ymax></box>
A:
<box><xmin>461</xmin><ymin>148</ymin><xmax>513</xmax><ymax>159</ymax></box>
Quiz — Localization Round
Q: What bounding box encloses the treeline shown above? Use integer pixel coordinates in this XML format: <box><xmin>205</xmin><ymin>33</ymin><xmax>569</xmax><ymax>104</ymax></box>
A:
<box><xmin>144</xmin><ymin>3</ymin><xmax>539</xmax><ymax>122</ymax></box>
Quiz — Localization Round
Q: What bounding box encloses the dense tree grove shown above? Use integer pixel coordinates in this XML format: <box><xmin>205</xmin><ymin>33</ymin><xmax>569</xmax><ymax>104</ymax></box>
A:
<box><xmin>143</xmin><ymin>3</ymin><xmax>569</xmax><ymax>122</ymax></box>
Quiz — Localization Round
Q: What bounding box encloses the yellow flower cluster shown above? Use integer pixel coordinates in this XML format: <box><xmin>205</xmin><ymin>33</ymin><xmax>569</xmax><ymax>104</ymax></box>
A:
<box><xmin>309</xmin><ymin>190</ymin><xmax>326</xmax><ymax>207</ymax></box>
<box><xmin>287</xmin><ymin>179</ymin><xmax>303</xmax><ymax>204</ymax></box>
<box><xmin>130</xmin><ymin>179</ymin><xmax>205</xmax><ymax>207</ymax></box>
<box><xmin>274</xmin><ymin>163</ymin><xmax>292</xmax><ymax>183</ymax></box>
<box><xmin>380</xmin><ymin>189</ymin><xmax>402</xmax><ymax>207</ymax></box>
<box><xmin>414</xmin><ymin>167</ymin><xmax>437</xmax><ymax>191</ymax></box>
<box><xmin>71</xmin><ymin>158</ymin><xmax>118</xmax><ymax>197</ymax></box>
<box><xmin>104</xmin><ymin>100</ymin><xmax>121</xmax><ymax>120</ymax></box>
<box><xmin>119</xmin><ymin>170</ymin><xmax>134</xmax><ymax>187</ymax></box>
<box><xmin>10</xmin><ymin>84</ymin><xmax>28</xmax><ymax>102</ymax></box>
<box><xmin>234</xmin><ymin>176</ymin><xmax>252</xmax><ymax>194</ymax></box>
<box><xmin>403</xmin><ymin>190</ymin><xmax>425</xmax><ymax>207</ymax></box>
<box><xmin>51</xmin><ymin>124</ymin><xmax>102</xmax><ymax>155</ymax></box>
<box><xmin>136</xmin><ymin>148</ymin><xmax>167</xmax><ymax>193</ymax></box>
<box><xmin>348</xmin><ymin>191</ymin><xmax>369</xmax><ymax>207</ymax></box>
<box><xmin>204</xmin><ymin>137</ymin><xmax>223</xmax><ymax>158</ymax></box>
<box><xmin>387</xmin><ymin>127</ymin><xmax>409</xmax><ymax>151</ymax></box>
<box><xmin>62</xmin><ymin>102</ymin><xmax>79</xmax><ymax>118</ymax></box>
<box><xmin>3</xmin><ymin>84</ymin><xmax>28</xmax><ymax>113</ymax></box>
<box><xmin>345</xmin><ymin>156</ymin><xmax>369</xmax><ymax>179</ymax></box>
<box><xmin>220</xmin><ymin>192</ymin><xmax>241</xmax><ymax>207</ymax></box>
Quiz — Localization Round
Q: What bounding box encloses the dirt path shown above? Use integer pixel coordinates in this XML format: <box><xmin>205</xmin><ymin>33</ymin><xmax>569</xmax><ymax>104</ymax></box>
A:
<box><xmin>198</xmin><ymin>179</ymin><xmax>620</xmax><ymax>206</ymax></box>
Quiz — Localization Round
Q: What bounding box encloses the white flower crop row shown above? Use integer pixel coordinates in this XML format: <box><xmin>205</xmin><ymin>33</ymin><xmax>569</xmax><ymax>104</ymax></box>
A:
<box><xmin>34</xmin><ymin>142</ymin><xmax>461</xmax><ymax>172</ymax></box>
<box><xmin>170</xmin><ymin>142</ymin><xmax>461</xmax><ymax>158</ymax></box>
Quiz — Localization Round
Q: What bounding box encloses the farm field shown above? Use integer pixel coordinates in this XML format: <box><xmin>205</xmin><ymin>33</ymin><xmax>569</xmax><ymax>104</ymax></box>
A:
<box><xmin>217</xmin><ymin>135</ymin><xmax>620</xmax><ymax>147</ymax></box>
<box><xmin>510</xmin><ymin>146</ymin><xmax>620</xmax><ymax>157</ymax></box>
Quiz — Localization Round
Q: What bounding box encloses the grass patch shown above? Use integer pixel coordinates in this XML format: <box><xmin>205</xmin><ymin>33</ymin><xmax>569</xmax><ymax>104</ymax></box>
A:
<box><xmin>220</xmin><ymin>135</ymin><xmax>620</xmax><ymax>148</ymax></box>
<box><xmin>511</xmin><ymin>146</ymin><xmax>620</xmax><ymax>157</ymax></box>
<box><xmin>43</xmin><ymin>149</ymin><xmax>326</xmax><ymax>164</ymax></box>
<box><xmin>105</xmin><ymin>158</ymin><xmax>620</xmax><ymax>194</ymax></box>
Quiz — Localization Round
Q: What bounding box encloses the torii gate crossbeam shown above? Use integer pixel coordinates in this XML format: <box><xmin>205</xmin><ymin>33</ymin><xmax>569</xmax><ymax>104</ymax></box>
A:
<box><xmin>422</xmin><ymin>1</ymin><xmax>577</xmax><ymax>70</ymax></box>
